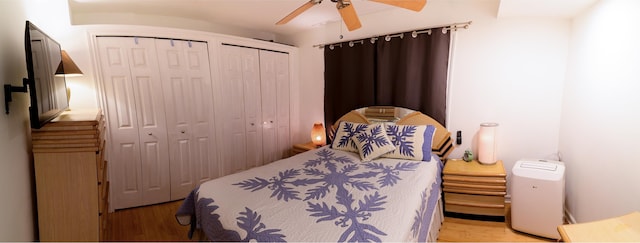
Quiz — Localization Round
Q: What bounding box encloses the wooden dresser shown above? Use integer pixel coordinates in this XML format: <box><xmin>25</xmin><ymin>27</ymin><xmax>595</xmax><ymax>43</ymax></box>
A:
<box><xmin>443</xmin><ymin>159</ymin><xmax>506</xmax><ymax>218</ymax></box>
<box><xmin>32</xmin><ymin>109</ymin><xmax>108</xmax><ymax>241</ymax></box>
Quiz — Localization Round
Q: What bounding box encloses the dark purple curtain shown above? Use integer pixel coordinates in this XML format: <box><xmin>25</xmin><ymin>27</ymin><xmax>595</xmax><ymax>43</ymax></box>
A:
<box><xmin>324</xmin><ymin>27</ymin><xmax>451</xmax><ymax>128</ymax></box>
<box><xmin>324</xmin><ymin>41</ymin><xmax>376</xmax><ymax>129</ymax></box>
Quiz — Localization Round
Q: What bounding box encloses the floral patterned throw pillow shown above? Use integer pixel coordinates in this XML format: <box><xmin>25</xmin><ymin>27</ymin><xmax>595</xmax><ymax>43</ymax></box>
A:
<box><xmin>351</xmin><ymin>124</ymin><xmax>395</xmax><ymax>161</ymax></box>
<box><xmin>382</xmin><ymin>124</ymin><xmax>436</xmax><ymax>162</ymax></box>
<box><xmin>331</xmin><ymin>121</ymin><xmax>369</xmax><ymax>153</ymax></box>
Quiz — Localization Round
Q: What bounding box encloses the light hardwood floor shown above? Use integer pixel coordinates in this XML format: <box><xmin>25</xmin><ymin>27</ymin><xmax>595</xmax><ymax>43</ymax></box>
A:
<box><xmin>106</xmin><ymin>200</ymin><xmax>553</xmax><ymax>242</ymax></box>
<box><xmin>105</xmin><ymin>200</ymin><xmax>193</xmax><ymax>241</ymax></box>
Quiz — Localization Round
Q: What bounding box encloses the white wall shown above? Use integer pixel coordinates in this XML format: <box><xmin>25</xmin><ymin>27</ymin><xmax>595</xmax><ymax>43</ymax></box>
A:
<box><xmin>449</xmin><ymin>17</ymin><xmax>569</xmax><ymax>179</ymax></box>
<box><xmin>289</xmin><ymin>0</ymin><xmax>570</xmax><ymax>181</ymax></box>
<box><xmin>560</xmin><ymin>0</ymin><xmax>640</xmax><ymax>223</ymax></box>
<box><xmin>0</xmin><ymin>0</ymin><xmax>36</xmax><ymax>240</ymax></box>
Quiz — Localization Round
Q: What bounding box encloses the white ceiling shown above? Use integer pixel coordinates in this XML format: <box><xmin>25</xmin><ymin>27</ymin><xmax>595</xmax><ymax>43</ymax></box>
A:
<box><xmin>498</xmin><ymin>0</ymin><xmax>598</xmax><ymax>18</ymax></box>
<box><xmin>68</xmin><ymin>0</ymin><xmax>599</xmax><ymax>37</ymax></box>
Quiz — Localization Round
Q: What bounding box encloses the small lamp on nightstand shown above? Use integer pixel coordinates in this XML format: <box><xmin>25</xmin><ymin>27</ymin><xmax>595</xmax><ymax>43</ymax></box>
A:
<box><xmin>478</xmin><ymin>122</ymin><xmax>498</xmax><ymax>165</ymax></box>
<box><xmin>311</xmin><ymin>122</ymin><xmax>326</xmax><ymax>147</ymax></box>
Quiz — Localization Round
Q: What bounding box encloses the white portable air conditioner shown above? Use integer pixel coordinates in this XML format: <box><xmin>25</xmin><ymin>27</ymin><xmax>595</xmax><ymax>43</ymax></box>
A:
<box><xmin>511</xmin><ymin>159</ymin><xmax>565</xmax><ymax>239</ymax></box>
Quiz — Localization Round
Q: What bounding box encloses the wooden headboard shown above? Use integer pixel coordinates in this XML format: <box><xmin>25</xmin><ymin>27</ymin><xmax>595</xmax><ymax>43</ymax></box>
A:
<box><xmin>331</xmin><ymin>108</ymin><xmax>454</xmax><ymax>161</ymax></box>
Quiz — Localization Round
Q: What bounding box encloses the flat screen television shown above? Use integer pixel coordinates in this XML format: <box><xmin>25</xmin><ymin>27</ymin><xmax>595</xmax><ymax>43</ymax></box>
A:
<box><xmin>24</xmin><ymin>21</ymin><xmax>69</xmax><ymax>128</ymax></box>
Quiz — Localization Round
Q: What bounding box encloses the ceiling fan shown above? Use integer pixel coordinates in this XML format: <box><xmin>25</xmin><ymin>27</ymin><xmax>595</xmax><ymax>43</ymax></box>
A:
<box><xmin>276</xmin><ymin>0</ymin><xmax>427</xmax><ymax>31</ymax></box>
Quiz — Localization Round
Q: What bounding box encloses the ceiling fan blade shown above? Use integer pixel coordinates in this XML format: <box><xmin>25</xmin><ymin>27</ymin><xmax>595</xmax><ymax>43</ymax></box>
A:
<box><xmin>337</xmin><ymin>0</ymin><xmax>362</xmax><ymax>31</ymax></box>
<box><xmin>369</xmin><ymin>0</ymin><xmax>427</xmax><ymax>11</ymax></box>
<box><xmin>276</xmin><ymin>0</ymin><xmax>320</xmax><ymax>25</ymax></box>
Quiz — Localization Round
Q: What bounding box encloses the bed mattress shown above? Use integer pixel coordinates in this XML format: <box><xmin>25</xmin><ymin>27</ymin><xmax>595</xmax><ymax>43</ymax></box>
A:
<box><xmin>176</xmin><ymin>147</ymin><xmax>442</xmax><ymax>242</ymax></box>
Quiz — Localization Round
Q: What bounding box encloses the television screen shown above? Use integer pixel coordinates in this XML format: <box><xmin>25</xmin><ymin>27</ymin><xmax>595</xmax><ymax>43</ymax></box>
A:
<box><xmin>25</xmin><ymin>21</ymin><xmax>69</xmax><ymax>128</ymax></box>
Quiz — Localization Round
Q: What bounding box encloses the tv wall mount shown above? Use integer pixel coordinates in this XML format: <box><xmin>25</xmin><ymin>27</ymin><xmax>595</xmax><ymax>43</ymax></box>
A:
<box><xmin>4</xmin><ymin>78</ymin><xmax>29</xmax><ymax>114</ymax></box>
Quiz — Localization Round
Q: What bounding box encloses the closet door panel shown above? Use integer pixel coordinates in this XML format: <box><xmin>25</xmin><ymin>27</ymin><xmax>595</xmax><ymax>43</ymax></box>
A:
<box><xmin>241</xmin><ymin>48</ymin><xmax>263</xmax><ymax>169</ymax></box>
<box><xmin>126</xmin><ymin>39</ymin><xmax>172</xmax><ymax>205</ymax></box>
<box><xmin>98</xmin><ymin>39</ymin><xmax>144</xmax><ymax>209</ymax></box>
<box><xmin>217</xmin><ymin>46</ymin><xmax>291</xmax><ymax>173</ymax></box>
<box><xmin>185</xmin><ymin>44</ymin><xmax>217</xmax><ymax>184</ymax></box>
<box><xmin>191</xmin><ymin>76</ymin><xmax>215</xmax><ymax>183</ymax></box>
<box><xmin>260</xmin><ymin>50</ymin><xmax>291</xmax><ymax>163</ymax></box>
<box><xmin>219</xmin><ymin>45</ymin><xmax>251</xmax><ymax>173</ymax></box>
<box><xmin>274</xmin><ymin>52</ymin><xmax>291</xmax><ymax>160</ymax></box>
<box><xmin>259</xmin><ymin>51</ymin><xmax>278</xmax><ymax>164</ymax></box>
<box><xmin>156</xmin><ymin>40</ymin><xmax>216</xmax><ymax>199</ymax></box>
<box><xmin>120</xmin><ymin>143</ymin><xmax>139</xmax><ymax>193</ymax></box>
<box><xmin>97</xmin><ymin>37</ymin><xmax>171</xmax><ymax>209</ymax></box>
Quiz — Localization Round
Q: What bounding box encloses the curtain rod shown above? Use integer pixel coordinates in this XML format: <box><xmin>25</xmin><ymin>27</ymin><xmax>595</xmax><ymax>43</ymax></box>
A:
<box><xmin>313</xmin><ymin>21</ymin><xmax>472</xmax><ymax>49</ymax></box>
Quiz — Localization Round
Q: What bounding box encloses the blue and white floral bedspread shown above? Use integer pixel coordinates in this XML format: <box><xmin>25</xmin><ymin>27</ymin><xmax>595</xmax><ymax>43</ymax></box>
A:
<box><xmin>176</xmin><ymin>147</ymin><xmax>442</xmax><ymax>242</ymax></box>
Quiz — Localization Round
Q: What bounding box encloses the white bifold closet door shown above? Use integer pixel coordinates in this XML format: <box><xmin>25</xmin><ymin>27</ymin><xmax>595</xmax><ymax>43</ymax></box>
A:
<box><xmin>259</xmin><ymin>50</ymin><xmax>291</xmax><ymax>164</ymax></box>
<box><xmin>155</xmin><ymin>39</ymin><xmax>218</xmax><ymax>200</ymax></box>
<box><xmin>217</xmin><ymin>45</ymin><xmax>290</xmax><ymax>176</ymax></box>
<box><xmin>97</xmin><ymin>37</ymin><xmax>217</xmax><ymax>209</ymax></box>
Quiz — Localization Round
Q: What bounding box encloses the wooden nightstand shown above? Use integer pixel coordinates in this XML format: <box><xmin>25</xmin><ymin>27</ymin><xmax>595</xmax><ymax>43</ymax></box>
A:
<box><xmin>292</xmin><ymin>141</ymin><xmax>319</xmax><ymax>155</ymax></box>
<box><xmin>443</xmin><ymin>159</ymin><xmax>507</xmax><ymax>218</ymax></box>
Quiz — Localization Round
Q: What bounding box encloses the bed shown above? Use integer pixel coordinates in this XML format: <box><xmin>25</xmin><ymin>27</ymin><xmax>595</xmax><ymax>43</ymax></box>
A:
<box><xmin>176</xmin><ymin>107</ymin><xmax>454</xmax><ymax>242</ymax></box>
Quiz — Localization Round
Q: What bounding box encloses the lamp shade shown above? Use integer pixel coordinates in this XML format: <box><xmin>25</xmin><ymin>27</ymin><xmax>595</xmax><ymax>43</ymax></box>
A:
<box><xmin>311</xmin><ymin>123</ymin><xmax>326</xmax><ymax>147</ymax></box>
<box><xmin>56</xmin><ymin>50</ymin><xmax>83</xmax><ymax>77</ymax></box>
<box><xmin>478</xmin><ymin>122</ymin><xmax>498</xmax><ymax>164</ymax></box>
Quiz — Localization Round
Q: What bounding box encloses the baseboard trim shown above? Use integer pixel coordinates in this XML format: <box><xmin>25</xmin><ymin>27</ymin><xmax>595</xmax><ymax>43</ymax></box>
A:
<box><xmin>564</xmin><ymin>208</ymin><xmax>577</xmax><ymax>224</ymax></box>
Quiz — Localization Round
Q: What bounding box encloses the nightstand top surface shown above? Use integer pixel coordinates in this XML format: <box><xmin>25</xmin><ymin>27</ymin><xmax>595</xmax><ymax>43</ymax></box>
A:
<box><xmin>293</xmin><ymin>141</ymin><xmax>319</xmax><ymax>150</ymax></box>
<box><xmin>444</xmin><ymin>159</ymin><xmax>506</xmax><ymax>177</ymax></box>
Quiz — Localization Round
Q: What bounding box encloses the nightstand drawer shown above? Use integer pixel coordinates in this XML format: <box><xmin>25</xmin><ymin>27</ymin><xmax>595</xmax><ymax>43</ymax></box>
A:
<box><xmin>445</xmin><ymin>203</ymin><xmax>505</xmax><ymax>216</ymax></box>
<box><xmin>443</xmin><ymin>186</ymin><xmax>507</xmax><ymax>196</ymax></box>
<box><xmin>443</xmin><ymin>159</ymin><xmax>506</xmax><ymax>218</ymax></box>
<box><xmin>443</xmin><ymin>181</ymin><xmax>505</xmax><ymax>190</ymax></box>
<box><xmin>442</xmin><ymin>174</ymin><xmax>506</xmax><ymax>185</ymax></box>
<box><xmin>445</xmin><ymin>192</ymin><xmax>504</xmax><ymax>207</ymax></box>
<box><xmin>445</xmin><ymin>192</ymin><xmax>505</xmax><ymax>216</ymax></box>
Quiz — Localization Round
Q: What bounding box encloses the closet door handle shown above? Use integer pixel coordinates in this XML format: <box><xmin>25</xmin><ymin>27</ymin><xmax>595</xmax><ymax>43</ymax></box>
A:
<box><xmin>181</xmin><ymin>130</ymin><xmax>185</xmax><ymax>134</ymax></box>
<box><xmin>250</xmin><ymin>123</ymin><xmax>255</xmax><ymax>126</ymax></box>
<box><xmin>148</xmin><ymin>133</ymin><xmax>153</xmax><ymax>136</ymax></box>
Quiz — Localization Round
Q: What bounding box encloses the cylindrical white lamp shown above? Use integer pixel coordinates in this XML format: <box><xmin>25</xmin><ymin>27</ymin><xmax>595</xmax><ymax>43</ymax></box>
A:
<box><xmin>311</xmin><ymin>122</ymin><xmax>326</xmax><ymax>147</ymax></box>
<box><xmin>478</xmin><ymin>122</ymin><xmax>498</xmax><ymax>165</ymax></box>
